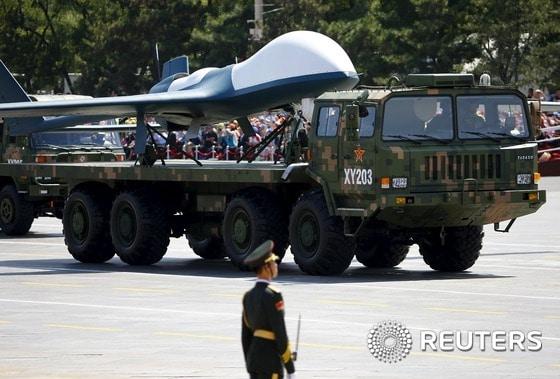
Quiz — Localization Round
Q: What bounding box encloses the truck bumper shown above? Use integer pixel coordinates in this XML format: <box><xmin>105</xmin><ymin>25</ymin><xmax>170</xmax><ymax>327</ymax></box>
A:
<box><xmin>375</xmin><ymin>189</ymin><xmax>546</xmax><ymax>228</ymax></box>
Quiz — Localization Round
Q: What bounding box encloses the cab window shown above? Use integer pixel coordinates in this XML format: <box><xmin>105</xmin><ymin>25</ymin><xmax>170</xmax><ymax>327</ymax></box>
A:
<box><xmin>382</xmin><ymin>96</ymin><xmax>453</xmax><ymax>140</ymax></box>
<box><xmin>317</xmin><ymin>106</ymin><xmax>340</xmax><ymax>137</ymax></box>
<box><xmin>359</xmin><ymin>106</ymin><xmax>376</xmax><ymax>137</ymax></box>
<box><xmin>457</xmin><ymin>95</ymin><xmax>529</xmax><ymax>139</ymax></box>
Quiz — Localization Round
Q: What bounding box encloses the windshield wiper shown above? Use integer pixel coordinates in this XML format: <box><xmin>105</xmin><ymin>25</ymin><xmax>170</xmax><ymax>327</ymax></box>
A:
<box><xmin>76</xmin><ymin>143</ymin><xmax>114</xmax><ymax>150</ymax></box>
<box><xmin>410</xmin><ymin>134</ymin><xmax>451</xmax><ymax>144</ymax></box>
<box><xmin>384</xmin><ymin>134</ymin><xmax>422</xmax><ymax>144</ymax></box>
<box><xmin>462</xmin><ymin>131</ymin><xmax>501</xmax><ymax>142</ymax></box>
<box><xmin>488</xmin><ymin>131</ymin><xmax>523</xmax><ymax>138</ymax></box>
<box><xmin>34</xmin><ymin>144</ymin><xmax>70</xmax><ymax>152</ymax></box>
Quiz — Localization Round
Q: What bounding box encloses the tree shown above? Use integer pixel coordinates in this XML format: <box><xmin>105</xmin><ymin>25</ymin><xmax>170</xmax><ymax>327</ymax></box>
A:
<box><xmin>370</xmin><ymin>0</ymin><xmax>479</xmax><ymax>80</ymax></box>
<box><xmin>0</xmin><ymin>0</ymin><xmax>89</xmax><ymax>93</ymax></box>
<box><xmin>466</xmin><ymin>0</ymin><xmax>554</xmax><ymax>86</ymax></box>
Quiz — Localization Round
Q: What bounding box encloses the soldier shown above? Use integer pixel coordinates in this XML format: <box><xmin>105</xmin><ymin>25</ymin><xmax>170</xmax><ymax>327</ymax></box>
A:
<box><xmin>242</xmin><ymin>240</ymin><xmax>296</xmax><ymax>379</ymax></box>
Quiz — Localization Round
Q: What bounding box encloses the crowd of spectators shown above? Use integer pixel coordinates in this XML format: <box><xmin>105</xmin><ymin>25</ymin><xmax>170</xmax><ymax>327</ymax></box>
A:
<box><xmin>120</xmin><ymin>111</ymin><xmax>290</xmax><ymax>161</ymax></box>
<box><xmin>529</xmin><ymin>88</ymin><xmax>560</xmax><ymax>163</ymax></box>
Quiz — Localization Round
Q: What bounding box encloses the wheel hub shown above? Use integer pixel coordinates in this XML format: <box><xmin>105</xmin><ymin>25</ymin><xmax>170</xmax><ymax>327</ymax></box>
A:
<box><xmin>0</xmin><ymin>197</ymin><xmax>15</xmax><ymax>224</ymax></box>
<box><xmin>117</xmin><ymin>205</ymin><xmax>136</xmax><ymax>245</ymax></box>
<box><xmin>70</xmin><ymin>203</ymin><xmax>88</xmax><ymax>242</ymax></box>
<box><xmin>232</xmin><ymin>210</ymin><xmax>250</xmax><ymax>249</ymax></box>
<box><xmin>299</xmin><ymin>213</ymin><xmax>319</xmax><ymax>251</ymax></box>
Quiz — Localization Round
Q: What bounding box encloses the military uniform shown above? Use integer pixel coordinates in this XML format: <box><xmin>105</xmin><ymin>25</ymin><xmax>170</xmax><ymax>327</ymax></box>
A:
<box><xmin>241</xmin><ymin>241</ymin><xmax>295</xmax><ymax>379</ymax></box>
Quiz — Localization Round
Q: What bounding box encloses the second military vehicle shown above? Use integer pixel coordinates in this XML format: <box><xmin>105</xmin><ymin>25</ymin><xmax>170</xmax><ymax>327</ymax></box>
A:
<box><xmin>0</xmin><ymin>115</ymin><xmax>125</xmax><ymax>235</ymax></box>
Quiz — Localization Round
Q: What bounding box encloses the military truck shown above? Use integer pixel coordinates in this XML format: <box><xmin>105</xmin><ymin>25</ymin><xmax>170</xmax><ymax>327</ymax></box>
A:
<box><xmin>0</xmin><ymin>74</ymin><xmax>545</xmax><ymax>275</ymax></box>
<box><xmin>0</xmin><ymin>118</ymin><xmax>126</xmax><ymax>235</ymax></box>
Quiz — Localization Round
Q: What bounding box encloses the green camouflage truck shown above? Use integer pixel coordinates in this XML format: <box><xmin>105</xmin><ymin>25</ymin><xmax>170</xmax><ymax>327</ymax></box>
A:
<box><xmin>0</xmin><ymin>120</ymin><xmax>126</xmax><ymax>235</ymax></box>
<box><xmin>0</xmin><ymin>74</ymin><xmax>546</xmax><ymax>275</ymax></box>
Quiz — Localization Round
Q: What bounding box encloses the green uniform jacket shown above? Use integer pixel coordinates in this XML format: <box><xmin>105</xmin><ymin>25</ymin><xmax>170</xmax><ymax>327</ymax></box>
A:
<box><xmin>242</xmin><ymin>280</ymin><xmax>295</xmax><ymax>376</ymax></box>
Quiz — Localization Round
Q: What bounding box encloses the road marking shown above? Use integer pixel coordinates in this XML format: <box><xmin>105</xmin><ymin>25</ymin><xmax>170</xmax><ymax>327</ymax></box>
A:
<box><xmin>485</xmin><ymin>242</ymin><xmax>560</xmax><ymax>249</ymax></box>
<box><xmin>479</xmin><ymin>264</ymin><xmax>560</xmax><ymax>271</ymax></box>
<box><xmin>0</xmin><ymin>239</ymin><xmax>194</xmax><ymax>253</ymax></box>
<box><xmin>2</xmin><ymin>259</ymin><xmax>559</xmax><ymax>302</ymax></box>
<box><xmin>0</xmin><ymin>252</ymin><xmax>61</xmax><ymax>258</ymax></box>
<box><xmin>337</xmin><ymin>284</ymin><xmax>560</xmax><ymax>302</ymax></box>
<box><xmin>551</xmin><ymin>364</ymin><xmax>560</xmax><ymax>368</ymax></box>
<box><xmin>211</xmin><ymin>293</ymin><xmax>242</xmax><ymax>298</ymax></box>
<box><xmin>300</xmin><ymin>342</ymin><xmax>360</xmax><ymax>351</ymax></box>
<box><xmin>155</xmin><ymin>331</ymin><xmax>235</xmax><ymax>341</ymax></box>
<box><xmin>113</xmin><ymin>287</ymin><xmax>178</xmax><ymax>294</ymax></box>
<box><xmin>0</xmin><ymin>320</ymin><xmax>10</xmax><ymax>324</ymax></box>
<box><xmin>411</xmin><ymin>351</ymin><xmax>506</xmax><ymax>363</ymax></box>
<box><xmin>427</xmin><ymin>307</ymin><xmax>506</xmax><ymax>316</ymax></box>
<box><xmin>22</xmin><ymin>281</ymin><xmax>86</xmax><ymax>288</ymax></box>
<box><xmin>318</xmin><ymin>299</ymin><xmax>389</xmax><ymax>308</ymax></box>
<box><xmin>47</xmin><ymin>323</ymin><xmax>122</xmax><ymax>332</ymax></box>
<box><xmin>545</xmin><ymin>315</ymin><xmax>560</xmax><ymax>320</ymax></box>
<box><xmin>0</xmin><ymin>241</ymin><xmax>62</xmax><ymax>247</ymax></box>
<box><xmin>0</xmin><ymin>298</ymin><xmax>240</xmax><ymax>318</ymax></box>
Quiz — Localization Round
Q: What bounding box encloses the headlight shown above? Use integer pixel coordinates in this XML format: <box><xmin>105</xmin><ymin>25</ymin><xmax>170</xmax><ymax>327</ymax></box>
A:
<box><xmin>516</xmin><ymin>174</ymin><xmax>532</xmax><ymax>185</ymax></box>
<box><xmin>392</xmin><ymin>177</ymin><xmax>408</xmax><ymax>189</ymax></box>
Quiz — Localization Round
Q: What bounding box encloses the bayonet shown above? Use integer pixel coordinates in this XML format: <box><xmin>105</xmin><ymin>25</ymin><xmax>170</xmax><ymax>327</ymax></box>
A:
<box><xmin>293</xmin><ymin>313</ymin><xmax>301</xmax><ymax>361</ymax></box>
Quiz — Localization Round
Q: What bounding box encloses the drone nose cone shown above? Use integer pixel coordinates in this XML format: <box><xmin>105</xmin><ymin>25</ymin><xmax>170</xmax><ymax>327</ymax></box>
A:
<box><xmin>232</xmin><ymin>31</ymin><xmax>358</xmax><ymax>94</ymax></box>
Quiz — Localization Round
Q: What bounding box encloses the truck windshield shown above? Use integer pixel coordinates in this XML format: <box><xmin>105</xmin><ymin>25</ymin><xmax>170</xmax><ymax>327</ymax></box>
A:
<box><xmin>31</xmin><ymin>131</ymin><xmax>122</xmax><ymax>148</ymax></box>
<box><xmin>382</xmin><ymin>96</ymin><xmax>453</xmax><ymax>141</ymax></box>
<box><xmin>457</xmin><ymin>95</ymin><xmax>529</xmax><ymax>139</ymax></box>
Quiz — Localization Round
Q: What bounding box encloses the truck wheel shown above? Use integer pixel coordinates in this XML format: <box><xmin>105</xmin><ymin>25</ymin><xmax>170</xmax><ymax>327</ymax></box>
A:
<box><xmin>111</xmin><ymin>190</ymin><xmax>170</xmax><ymax>265</ymax></box>
<box><xmin>355</xmin><ymin>234</ymin><xmax>409</xmax><ymax>268</ymax></box>
<box><xmin>289</xmin><ymin>191</ymin><xmax>354</xmax><ymax>275</ymax></box>
<box><xmin>0</xmin><ymin>185</ymin><xmax>34</xmax><ymax>236</ymax></box>
<box><xmin>187</xmin><ymin>234</ymin><xmax>226</xmax><ymax>260</ymax></box>
<box><xmin>223</xmin><ymin>189</ymin><xmax>288</xmax><ymax>269</ymax></box>
<box><xmin>419</xmin><ymin>226</ymin><xmax>483</xmax><ymax>271</ymax></box>
<box><xmin>63</xmin><ymin>190</ymin><xmax>115</xmax><ymax>263</ymax></box>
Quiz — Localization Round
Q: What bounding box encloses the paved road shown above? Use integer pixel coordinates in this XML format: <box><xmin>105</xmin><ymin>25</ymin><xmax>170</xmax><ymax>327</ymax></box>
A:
<box><xmin>0</xmin><ymin>178</ymin><xmax>559</xmax><ymax>378</ymax></box>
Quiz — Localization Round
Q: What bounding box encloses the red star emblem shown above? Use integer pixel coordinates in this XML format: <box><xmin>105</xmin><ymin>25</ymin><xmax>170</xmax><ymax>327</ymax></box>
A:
<box><xmin>354</xmin><ymin>147</ymin><xmax>365</xmax><ymax>162</ymax></box>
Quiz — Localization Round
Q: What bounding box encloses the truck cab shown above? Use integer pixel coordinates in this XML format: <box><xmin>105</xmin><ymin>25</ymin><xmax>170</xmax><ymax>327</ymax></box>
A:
<box><xmin>294</xmin><ymin>74</ymin><xmax>545</xmax><ymax>272</ymax></box>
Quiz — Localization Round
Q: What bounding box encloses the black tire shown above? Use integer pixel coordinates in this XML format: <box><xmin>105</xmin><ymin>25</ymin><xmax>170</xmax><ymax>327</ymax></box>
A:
<box><xmin>110</xmin><ymin>190</ymin><xmax>170</xmax><ymax>265</ymax></box>
<box><xmin>63</xmin><ymin>190</ymin><xmax>115</xmax><ymax>263</ymax></box>
<box><xmin>0</xmin><ymin>184</ymin><xmax>34</xmax><ymax>236</ymax></box>
<box><xmin>419</xmin><ymin>226</ymin><xmax>483</xmax><ymax>272</ymax></box>
<box><xmin>222</xmin><ymin>189</ymin><xmax>288</xmax><ymax>269</ymax></box>
<box><xmin>355</xmin><ymin>233</ymin><xmax>409</xmax><ymax>268</ymax></box>
<box><xmin>187</xmin><ymin>234</ymin><xmax>226</xmax><ymax>260</ymax></box>
<box><xmin>289</xmin><ymin>191</ymin><xmax>354</xmax><ymax>275</ymax></box>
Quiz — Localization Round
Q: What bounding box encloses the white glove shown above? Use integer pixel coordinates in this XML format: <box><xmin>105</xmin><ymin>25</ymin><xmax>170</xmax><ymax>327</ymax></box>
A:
<box><xmin>287</xmin><ymin>374</ymin><xmax>296</xmax><ymax>379</ymax></box>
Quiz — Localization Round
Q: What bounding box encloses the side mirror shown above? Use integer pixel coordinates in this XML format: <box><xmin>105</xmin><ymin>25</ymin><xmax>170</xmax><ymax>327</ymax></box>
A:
<box><xmin>345</xmin><ymin>105</ymin><xmax>360</xmax><ymax>141</ymax></box>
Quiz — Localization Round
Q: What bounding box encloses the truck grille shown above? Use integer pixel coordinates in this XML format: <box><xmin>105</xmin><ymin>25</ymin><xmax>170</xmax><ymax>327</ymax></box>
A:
<box><xmin>424</xmin><ymin>154</ymin><xmax>502</xmax><ymax>180</ymax></box>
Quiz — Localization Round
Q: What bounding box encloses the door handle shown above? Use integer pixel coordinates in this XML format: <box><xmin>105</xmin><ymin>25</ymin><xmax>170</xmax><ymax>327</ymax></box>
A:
<box><xmin>331</xmin><ymin>154</ymin><xmax>337</xmax><ymax>159</ymax></box>
<box><xmin>343</xmin><ymin>154</ymin><xmax>352</xmax><ymax>159</ymax></box>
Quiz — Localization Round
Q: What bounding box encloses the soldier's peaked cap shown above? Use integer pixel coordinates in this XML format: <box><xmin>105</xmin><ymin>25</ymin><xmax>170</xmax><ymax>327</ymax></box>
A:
<box><xmin>243</xmin><ymin>240</ymin><xmax>279</xmax><ymax>268</ymax></box>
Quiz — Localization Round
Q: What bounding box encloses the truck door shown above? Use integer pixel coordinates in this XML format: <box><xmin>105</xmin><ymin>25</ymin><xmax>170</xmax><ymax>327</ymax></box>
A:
<box><xmin>337</xmin><ymin>104</ymin><xmax>376</xmax><ymax>194</ymax></box>
<box><xmin>311</xmin><ymin>103</ymin><xmax>341</xmax><ymax>183</ymax></box>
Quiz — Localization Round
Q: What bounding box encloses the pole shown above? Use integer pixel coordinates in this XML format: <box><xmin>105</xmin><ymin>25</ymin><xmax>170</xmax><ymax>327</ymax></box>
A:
<box><xmin>254</xmin><ymin>0</ymin><xmax>263</xmax><ymax>41</ymax></box>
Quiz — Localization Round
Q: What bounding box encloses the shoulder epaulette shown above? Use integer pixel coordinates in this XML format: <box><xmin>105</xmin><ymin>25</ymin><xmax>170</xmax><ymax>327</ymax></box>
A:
<box><xmin>266</xmin><ymin>285</ymin><xmax>280</xmax><ymax>294</ymax></box>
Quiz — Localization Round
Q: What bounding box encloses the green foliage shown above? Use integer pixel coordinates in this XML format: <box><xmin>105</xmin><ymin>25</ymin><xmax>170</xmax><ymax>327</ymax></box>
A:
<box><xmin>0</xmin><ymin>0</ymin><xmax>557</xmax><ymax>94</ymax></box>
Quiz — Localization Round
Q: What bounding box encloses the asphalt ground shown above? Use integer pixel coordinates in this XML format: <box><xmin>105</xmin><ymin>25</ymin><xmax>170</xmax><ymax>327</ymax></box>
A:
<box><xmin>0</xmin><ymin>178</ymin><xmax>559</xmax><ymax>378</ymax></box>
